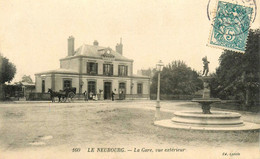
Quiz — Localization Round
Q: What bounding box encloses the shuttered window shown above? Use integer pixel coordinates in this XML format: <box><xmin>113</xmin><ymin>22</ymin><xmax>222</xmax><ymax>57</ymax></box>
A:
<box><xmin>103</xmin><ymin>64</ymin><xmax>113</xmax><ymax>76</ymax></box>
<box><xmin>118</xmin><ymin>65</ymin><xmax>128</xmax><ymax>76</ymax></box>
<box><xmin>137</xmin><ymin>83</ymin><xmax>143</xmax><ymax>94</ymax></box>
<box><xmin>42</xmin><ymin>80</ymin><xmax>45</xmax><ymax>93</ymax></box>
<box><xmin>87</xmin><ymin>62</ymin><xmax>98</xmax><ymax>75</ymax></box>
<box><xmin>63</xmin><ymin>80</ymin><xmax>72</xmax><ymax>89</ymax></box>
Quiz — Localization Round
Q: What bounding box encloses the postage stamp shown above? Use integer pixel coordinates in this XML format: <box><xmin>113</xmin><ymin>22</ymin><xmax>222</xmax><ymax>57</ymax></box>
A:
<box><xmin>208</xmin><ymin>0</ymin><xmax>253</xmax><ymax>53</ymax></box>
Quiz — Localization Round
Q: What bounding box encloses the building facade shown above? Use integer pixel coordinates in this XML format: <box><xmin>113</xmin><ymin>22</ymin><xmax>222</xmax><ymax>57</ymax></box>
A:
<box><xmin>35</xmin><ymin>36</ymin><xmax>150</xmax><ymax>100</ymax></box>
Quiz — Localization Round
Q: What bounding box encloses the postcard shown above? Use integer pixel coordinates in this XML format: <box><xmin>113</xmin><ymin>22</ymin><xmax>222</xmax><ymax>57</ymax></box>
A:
<box><xmin>0</xmin><ymin>0</ymin><xmax>259</xmax><ymax>159</ymax></box>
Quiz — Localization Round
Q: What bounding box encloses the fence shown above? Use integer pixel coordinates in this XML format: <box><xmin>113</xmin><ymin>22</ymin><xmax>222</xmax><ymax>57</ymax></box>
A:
<box><xmin>29</xmin><ymin>93</ymin><xmax>51</xmax><ymax>100</ymax></box>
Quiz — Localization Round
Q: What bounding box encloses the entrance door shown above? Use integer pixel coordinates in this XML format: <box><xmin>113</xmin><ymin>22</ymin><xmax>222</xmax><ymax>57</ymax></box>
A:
<box><xmin>104</xmin><ymin>82</ymin><xmax>112</xmax><ymax>100</ymax></box>
<box><xmin>119</xmin><ymin>83</ymin><xmax>126</xmax><ymax>100</ymax></box>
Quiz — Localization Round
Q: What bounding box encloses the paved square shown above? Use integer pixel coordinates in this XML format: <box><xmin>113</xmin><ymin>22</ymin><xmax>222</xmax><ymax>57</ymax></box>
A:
<box><xmin>0</xmin><ymin>101</ymin><xmax>259</xmax><ymax>159</ymax></box>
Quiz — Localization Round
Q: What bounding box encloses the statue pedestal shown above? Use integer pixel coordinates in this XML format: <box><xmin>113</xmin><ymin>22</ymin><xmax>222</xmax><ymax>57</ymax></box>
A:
<box><xmin>193</xmin><ymin>76</ymin><xmax>221</xmax><ymax>114</ymax></box>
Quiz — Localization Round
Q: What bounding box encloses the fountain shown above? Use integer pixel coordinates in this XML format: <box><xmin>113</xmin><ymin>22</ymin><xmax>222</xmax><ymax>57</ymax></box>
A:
<box><xmin>154</xmin><ymin>57</ymin><xmax>260</xmax><ymax>131</ymax></box>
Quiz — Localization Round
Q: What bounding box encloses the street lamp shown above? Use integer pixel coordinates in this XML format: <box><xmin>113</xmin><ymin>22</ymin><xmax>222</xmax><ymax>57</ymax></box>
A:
<box><xmin>155</xmin><ymin>60</ymin><xmax>164</xmax><ymax>121</ymax></box>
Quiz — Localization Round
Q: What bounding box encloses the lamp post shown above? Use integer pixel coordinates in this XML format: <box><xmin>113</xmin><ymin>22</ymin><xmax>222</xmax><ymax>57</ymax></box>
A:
<box><xmin>155</xmin><ymin>60</ymin><xmax>164</xmax><ymax>121</ymax></box>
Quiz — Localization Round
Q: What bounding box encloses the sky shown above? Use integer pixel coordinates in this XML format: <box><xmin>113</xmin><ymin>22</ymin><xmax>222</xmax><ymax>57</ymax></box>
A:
<box><xmin>0</xmin><ymin>0</ymin><xmax>259</xmax><ymax>82</ymax></box>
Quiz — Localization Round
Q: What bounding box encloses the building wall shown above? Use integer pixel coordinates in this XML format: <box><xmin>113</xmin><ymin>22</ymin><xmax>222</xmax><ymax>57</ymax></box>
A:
<box><xmin>35</xmin><ymin>75</ymin><xmax>51</xmax><ymax>93</ymax></box>
<box><xmin>54</xmin><ymin>75</ymin><xmax>63</xmax><ymax>91</ymax></box>
<box><xmin>53</xmin><ymin>74</ymin><xmax>79</xmax><ymax>93</ymax></box>
<box><xmin>96</xmin><ymin>78</ymin><xmax>104</xmax><ymax>93</ymax></box>
<box><xmin>60</xmin><ymin>58</ymin><xmax>79</xmax><ymax>71</ymax></box>
<box><xmin>82</xmin><ymin>58</ymin><xmax>104</xmax><ymax>75</ymax></box>
<box><xmin>35</xmin><ymin>73</ymin><xmax>150</xmax><ymax>99</ymax></box>
<box><xmin>35</xmin><ymin>75</ymin><xmax>42</xmax><ymax>92</ymax></box>
<box><xmin>36</xmin><ymin>56</ymin><xmax>148</xmax><ymax>99</ymax></box>
<box><xmin>132</xmin><ymin>78</ymin><xmax>150</xmax><ymax>94</ymax></box>
<box><xmin>113</xmin><ymin>61</ymin><xmax>132</xmax><ymax>76</ymax></box>
<box><xmin>61</xmin><ymin>57</ymin><xmax>133</xmax><ymax>76</ymax></box>
<box><xmin>45</xmin><ymin>77</ymin><xmax>52</xmax><ymax>93</ymax></box>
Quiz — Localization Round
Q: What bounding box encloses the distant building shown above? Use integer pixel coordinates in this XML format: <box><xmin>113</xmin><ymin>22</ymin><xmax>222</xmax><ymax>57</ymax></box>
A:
<box><xmin>137</xmin><ymin>68</ymin><xmax>156</xmax><ymax>80</ymax></box>
<box><xmin>4</xmin><ymin>82</ymin><xmax>35</xmax><ymax>100</ymax></box>
<box><xmin>35</xmin><ymin>36</ymin><xmax>150</xmax><ymax>100</ymax></box>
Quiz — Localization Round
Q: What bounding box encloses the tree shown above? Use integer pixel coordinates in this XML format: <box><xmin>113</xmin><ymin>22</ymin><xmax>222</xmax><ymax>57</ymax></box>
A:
<box><xmin>0</xmin><ymin>54</ymin><xmax>16</xmax><ymax>84</ymax></box>
<box><xmin>210</xmin><ymin>29</ymin><xmax>260</xmax><ymax>108</ymax></box>
<box><xmin>150</xmin><ymin>60</ymin><xmax>203</xmax><ymax>95</ymax></box>
<box><xmin>0</xmin><ymin>54</ymin><xmax>16</xmax><ymax>100</ymax></box>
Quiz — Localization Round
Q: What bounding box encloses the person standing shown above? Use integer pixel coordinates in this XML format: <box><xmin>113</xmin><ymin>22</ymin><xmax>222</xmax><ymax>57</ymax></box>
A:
<box><xmin>89</xmin><ymin>91</ymin><xmax>93</xmax><ymax>100</ymax></box>
<box><xmin>111</xmin><ymin>91</ymin><xmax>115</xmax><ymax>101</ymax></box>
<box><xmin>83</xmin><ymin>91</ymin><xmax>88</xmax><ymax>101</ymax></box>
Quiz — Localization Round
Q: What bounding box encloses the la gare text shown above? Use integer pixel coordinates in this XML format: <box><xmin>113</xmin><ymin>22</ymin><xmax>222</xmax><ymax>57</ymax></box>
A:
<box><xmin>72</xmin><ymin>148</ymin><xmax>186</xmax><ymax>153</ymax></box>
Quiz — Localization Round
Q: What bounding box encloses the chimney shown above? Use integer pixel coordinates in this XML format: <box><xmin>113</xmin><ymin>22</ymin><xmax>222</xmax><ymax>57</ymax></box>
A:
<box><xmin>93</xmin><ymin>40</ymin><xmax>99</xmax><ymax>46</ymax></box>
<box><xmin>68</xmin><ymin>36</ymin><xmax>74</xmax><ymax>56</ymax></box>
<box><xmin>116</xmin><ymin>38</ymin><xmax>123</xmax><ymax>55</ymax></box>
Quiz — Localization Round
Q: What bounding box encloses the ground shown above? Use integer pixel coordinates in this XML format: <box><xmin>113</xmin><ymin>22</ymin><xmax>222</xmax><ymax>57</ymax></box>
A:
<box><xmin>0</xmin><ymin>100</ymin><xmax>259</xmax><ymax>159</ymax></box>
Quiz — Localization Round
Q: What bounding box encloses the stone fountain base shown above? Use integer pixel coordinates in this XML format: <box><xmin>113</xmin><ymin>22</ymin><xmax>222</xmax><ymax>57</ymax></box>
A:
<box><xmin>172</xmin><ymin>111</ymin><xmax>243</xmax><ymax>126</ymax></box>
<box><xmin>154</xmin><ymin>111</ymin><xmax>260</xmax><ymax>131</ymax></box>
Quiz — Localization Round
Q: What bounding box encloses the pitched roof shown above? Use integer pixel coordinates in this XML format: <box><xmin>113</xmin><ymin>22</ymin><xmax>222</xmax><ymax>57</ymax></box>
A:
<box><xmin>61</xmin><ymin>44</ymin><xmax>133</xmax><ymax>62</ymax></box>
<box><xmin>15</xmin><ymin>81</ymin><xmax>35</xmax><ymax>86</ymax></box>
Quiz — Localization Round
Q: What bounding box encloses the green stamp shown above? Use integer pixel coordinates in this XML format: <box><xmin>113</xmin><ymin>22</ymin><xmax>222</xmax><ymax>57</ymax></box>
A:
<box><xmin>208</xmin><ymin>1</ymin><xmax>253</xmax><ymax>53</ymax></box>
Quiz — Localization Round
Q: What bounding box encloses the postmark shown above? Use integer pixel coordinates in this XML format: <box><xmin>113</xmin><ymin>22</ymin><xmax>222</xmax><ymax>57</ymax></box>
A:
<box><xmin>207</xmin><ymin>0</ymin><xmax>254</xmax><ymax>53</ymax></box>
<box><xmin>207</xmin><ymin>0</ymin><xmax>257</xmax><ymax>23</ymax></box>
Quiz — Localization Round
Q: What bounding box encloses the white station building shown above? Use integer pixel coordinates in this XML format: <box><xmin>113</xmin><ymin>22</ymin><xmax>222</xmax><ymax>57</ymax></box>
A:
<box><xmin>35</xmin><ymin>36</ymin><xmax>150</xmax><ymax>100</ymax></box>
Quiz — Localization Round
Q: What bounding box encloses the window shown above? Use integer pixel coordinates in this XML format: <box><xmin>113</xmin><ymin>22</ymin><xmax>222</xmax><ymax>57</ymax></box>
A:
<box><xmin>42</xmin><ymin>80</ymin><xmax>45</xmax><ymax>93</ymax></box>
<box><xmin>88</xmin><ymin>81</ymin><xmax>96</xmax><ymax>94</ymax></box>
<box><xmin>103</xmin><ymin>64</ymin><xmax>113</xmax><ymax>76</ymax></box>
<box><xmin>87</xmin><ymin>62</ymin><xmax>98</xmax><ymax>75</ymax></box>
<box><xmin>118</xmin><ymin>65</ymin><xmax>128</xmax><ymax>76</ymax></box>
<box><xmin>137</xmin><ymin>83</ymin><xmax>143</xmax><ymax>94</ymax></box>
<box><xmin>63</xmin><ymin>80</ymin><xmax>72</xmax><ymax>89</ymax></box>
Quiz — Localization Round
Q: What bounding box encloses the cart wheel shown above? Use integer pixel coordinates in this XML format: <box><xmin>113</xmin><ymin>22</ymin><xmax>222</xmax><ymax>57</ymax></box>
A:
<box><xmin>68</xmin><ymin>92</ymin><xmax>75</xmax><ymax>102</ymax></box>
<box><xmin>61</xmin><ymin>96</ymin><xmax>67</xmax><ymax>102</ymax></box>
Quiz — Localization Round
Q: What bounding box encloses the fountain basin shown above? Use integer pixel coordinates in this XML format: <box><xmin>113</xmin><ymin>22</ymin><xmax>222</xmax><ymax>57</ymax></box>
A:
<box><xmin>191</xmin><ymin>98</ymin><xmax>221</xmax><ymax>114</ymax></box>
<box><xmin>171</xmin><ymin>111</ymin><xmax>243</xmax><ymax>126</ymax></box>
<box><xmin>154</xmin><ymin>110</ymin><xmax>260</xmax><ymax>131</ymax></box>
<box><xmin>154</xmin><ymin>119</ymin><xmax>260</xmax><ymax>131</ymax></box>
<box><xmin>192</xmin><ymin>98</ymin><xmax>221</xmax><ymax>103</ymax></box>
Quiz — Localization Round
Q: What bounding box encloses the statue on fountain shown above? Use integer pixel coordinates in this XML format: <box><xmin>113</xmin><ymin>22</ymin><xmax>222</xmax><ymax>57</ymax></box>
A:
<box><xmin>202</xmin><ymin>56</ymin><xmax>210</xmax><ymax>76</ymax></box>
<box><xmin>193</xmin><ymin>56</ymin><xmax>220</xmax><ymax>114</ymax></box>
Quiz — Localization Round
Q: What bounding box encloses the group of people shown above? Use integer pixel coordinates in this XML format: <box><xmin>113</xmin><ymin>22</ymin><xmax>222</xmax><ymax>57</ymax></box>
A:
<box><xmin>83</xmin><ymin>91</ymin><xmax>95</xmax><ymax>101</ymax></box>
<box><xmin>83</xmin><ymin>91</ymin><xmax>116</xmax><ymax>101</ymax></box>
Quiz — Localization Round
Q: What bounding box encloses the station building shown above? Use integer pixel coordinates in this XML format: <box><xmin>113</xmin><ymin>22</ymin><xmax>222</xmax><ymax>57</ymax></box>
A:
<box><xmin>35</xmin><ymin>36</ymin><xmax>150</xmax><ymax>100</ymax></box>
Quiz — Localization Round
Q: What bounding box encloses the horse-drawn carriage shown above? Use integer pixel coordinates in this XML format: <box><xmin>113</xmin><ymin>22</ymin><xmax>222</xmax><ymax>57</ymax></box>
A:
<box><xmin>48</xmin><ymin>87</ymin><xmax>76</xmax><ymax>102</ymax></box>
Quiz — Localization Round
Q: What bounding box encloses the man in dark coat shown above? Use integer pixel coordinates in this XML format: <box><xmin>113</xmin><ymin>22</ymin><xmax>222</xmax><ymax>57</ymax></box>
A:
<box><xmin>111</xmin><ymin>91</ymin><xmax>115</xmax><ymax>101</ymax></box>
<box><xmin>83</xmin><ymin>91</ymin><xmax>88</xmax><ymax>101</ymax></box>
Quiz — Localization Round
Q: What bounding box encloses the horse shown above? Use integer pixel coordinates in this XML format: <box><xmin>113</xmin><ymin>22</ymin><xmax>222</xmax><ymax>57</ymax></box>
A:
<box><xmin>48</xmin><ymin>89</ymin><xmax>66</xmax><ymax>102</ymax></box>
